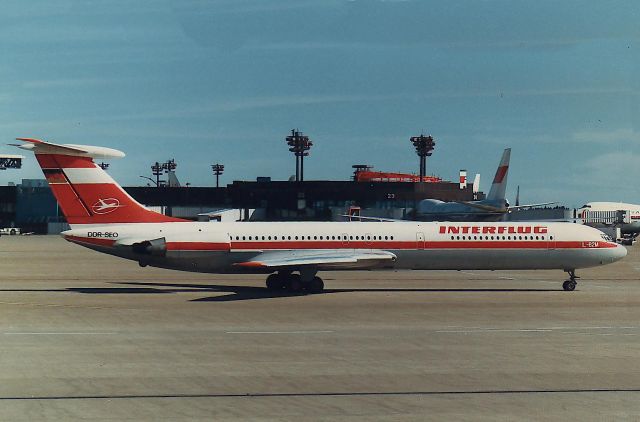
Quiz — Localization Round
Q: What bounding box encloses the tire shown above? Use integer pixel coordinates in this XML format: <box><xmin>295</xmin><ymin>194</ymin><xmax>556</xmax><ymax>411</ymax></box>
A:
<box><xmin>9</xmin><ymin>229</ymin><xmax>16</xmax><ymax>235</ymax></box>
<box><xmin>266</xmin><ymin>274</ymin><xmax>281</xmax><ymax>290</ymax></box>
<box><xmin>288</xmin><ymin>274</ymin><xmax>303</xmax><ymax>292</ymax></box>
<box><xmin>308</xmin><ymin>276</ymin><xmax>324</xmax><ymax>294</ymax></box>
<box><xmin>562</xmin><ymin>280</ymin><xmax>576</xmax><ymax>291</ymax></box>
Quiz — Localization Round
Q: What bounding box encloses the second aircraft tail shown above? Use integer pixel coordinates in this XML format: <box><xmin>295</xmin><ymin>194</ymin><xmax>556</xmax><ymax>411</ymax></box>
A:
<box><xmin>486</xmin><ymin>148</ymin><xmax>511</xmax><ymax>202</ymax></box>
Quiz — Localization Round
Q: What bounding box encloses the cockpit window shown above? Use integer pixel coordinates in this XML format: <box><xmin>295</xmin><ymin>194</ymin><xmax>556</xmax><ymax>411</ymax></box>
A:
<box><xmin>600</xmin><ymin>233</ymin><xmax>613</xmax><ymax>242</ymax></box>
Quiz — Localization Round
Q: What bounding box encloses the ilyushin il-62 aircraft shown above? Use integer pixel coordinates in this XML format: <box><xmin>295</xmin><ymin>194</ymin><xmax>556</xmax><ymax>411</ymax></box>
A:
<box><xmin>15</xmin><ymin>138</ymin><xmax>627</xmax><ymax>293</ymax></box>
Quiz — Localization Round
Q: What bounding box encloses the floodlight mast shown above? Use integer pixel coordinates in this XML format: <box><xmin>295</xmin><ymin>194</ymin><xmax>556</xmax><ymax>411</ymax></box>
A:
<box><xmin>410</xmin><ymin>134</ymin><xmax>435</xmax><ymax>182</ymax></box>
<box><xmin>151</xmin><ymin>162</ymin><xmax>163</xmax><ymax>188</ymax></box>
<box><xmin>286</xmin><ymin>129</ymin><xmax>313</xmax><ymax>181</ymax></box>
<box><xmin>211</xmin><ymin>163</ymin><xmax>224</xmax><ymax>188</ymax></box>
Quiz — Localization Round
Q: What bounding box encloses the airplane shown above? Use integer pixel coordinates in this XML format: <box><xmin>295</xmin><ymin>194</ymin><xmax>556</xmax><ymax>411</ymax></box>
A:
<box><xmin>14</xmin><ymin>138</ymin><xmax>627</xmax><ymax>293</ymax></box>
<box><xmin>415</xmin><ymin>148</ymin><xmax>555</xmax><ymax>221</ymax></box>
<box><xmin>577</xmin><ymin>202</ymin><xmax>640</xmax><ymax>238</ymax></box>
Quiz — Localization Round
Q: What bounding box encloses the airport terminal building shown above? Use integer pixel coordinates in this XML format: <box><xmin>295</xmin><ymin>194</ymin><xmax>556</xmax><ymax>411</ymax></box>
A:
<box><xmin>1</xmin><ymin>177</ymin><xmax>480</xmax><ymax>233</ymax></box>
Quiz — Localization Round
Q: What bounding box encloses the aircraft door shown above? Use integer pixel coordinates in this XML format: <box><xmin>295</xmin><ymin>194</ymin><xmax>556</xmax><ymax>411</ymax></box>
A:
<box><xmin>416</xmin><ymin>232</ymin><xmax>425</xmax><ymax>249</ymax></box>
<box><xmin>546</xmin><ymin>231</ymin><xmax>556</xmax><ymax>250</ymax></box>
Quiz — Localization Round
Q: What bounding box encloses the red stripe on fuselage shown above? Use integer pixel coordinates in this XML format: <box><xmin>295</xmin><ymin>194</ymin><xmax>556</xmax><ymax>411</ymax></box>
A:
<box><xmin>167</xmin><ymin>240</ymin><xmax>618</xmax><ymax>251</ymax></box>
<box><xmin>166</xmin><ymin>242</ymin><xmax>230</xmax><ymax>251</ymax></box>
<box><xmin>65</xmin><ymin>235</ymin><xmax>116</xmax><ymax>247</ymax></box>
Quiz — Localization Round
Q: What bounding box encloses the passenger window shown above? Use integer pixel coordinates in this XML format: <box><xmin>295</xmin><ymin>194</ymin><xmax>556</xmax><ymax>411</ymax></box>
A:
<box><xmin>390</xmin><ymin>236</ymin><xmax>394</xmax><ymax>240</ymax></box>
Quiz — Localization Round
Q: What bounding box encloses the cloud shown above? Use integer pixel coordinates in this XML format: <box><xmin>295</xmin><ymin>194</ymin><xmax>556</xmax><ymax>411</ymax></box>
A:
<box><xmin>21</xmin><ymin>78</ymin><xmax>112</xmax><ymax>89</ymax></box>
<box><xmin>174</xmin><ymin>0</ymin><xmax>640</xmax><ymax>52</ymax></box>
<box><xmin>572</xmin><ymin>128</ymin><xmax>640</xmax><ymax>144</ymax></box>
<box><xmin>581</xmin><ymin>151</ymin><xmax>640</xmax><ymax>196</ymax></box>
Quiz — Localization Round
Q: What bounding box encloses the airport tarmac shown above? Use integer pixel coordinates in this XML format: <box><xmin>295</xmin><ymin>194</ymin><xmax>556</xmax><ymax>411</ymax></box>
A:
<box><xmin>0</xmin><ymin>236</ymin><xmax>639</xmax><ymax>421</ymax></box>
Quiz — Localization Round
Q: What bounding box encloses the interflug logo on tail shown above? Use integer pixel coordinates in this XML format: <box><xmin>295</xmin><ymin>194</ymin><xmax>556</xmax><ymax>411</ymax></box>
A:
<box><xmin>91</xmin><ymin>198</ymin><xmax>124</xmax><ymax>215</ymax></box>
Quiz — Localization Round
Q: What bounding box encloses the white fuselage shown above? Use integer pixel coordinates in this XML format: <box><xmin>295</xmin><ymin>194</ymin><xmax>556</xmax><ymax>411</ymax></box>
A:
<box><xmin>62</xmin><ymin>221</ymin><xmax>627</xmax><ymax>274</ymax></box>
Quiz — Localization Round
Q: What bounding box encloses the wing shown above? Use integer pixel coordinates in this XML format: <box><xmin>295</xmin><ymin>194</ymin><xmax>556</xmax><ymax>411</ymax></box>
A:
<box><xmin>507</xmin><ymin>202</ymin><xmax>558</xmax><ymax>211</ymax></box>
<box><xmin>339</xmin><ymin>214</ymin><xmax>404</xmax><ymax>222</ymax></box>
<box><xmin>454</xmin><ymin>201</ymin><xmax>506</xmax><ymax>213</ymax></box>
<box><xmin>234</xmin><ymin>249</ymin><xmax>397</xmax><ymax>270</ymax></box>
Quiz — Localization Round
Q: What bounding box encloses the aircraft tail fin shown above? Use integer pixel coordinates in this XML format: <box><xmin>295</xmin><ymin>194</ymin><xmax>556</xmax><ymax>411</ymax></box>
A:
<box><xmin>15</xmin><ymin>138</ymin><xmax>186</xmax><ymax>227</ymax></box>
<box><xmin>486</xmin><ymin>148</ymin><xmax>511</xmax><ymax>202</ymax></box>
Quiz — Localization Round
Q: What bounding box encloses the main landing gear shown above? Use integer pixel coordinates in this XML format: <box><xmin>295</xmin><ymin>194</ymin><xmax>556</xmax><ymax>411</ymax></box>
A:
<box><xmin>265</xmin><ymin>271</ymin><xmax>325</xmax><ymax>294</ymax></box>
<box><xmin>562</xmin><ymin>269</ymin><xmax>579</xmax><ymax>291</ymax></box>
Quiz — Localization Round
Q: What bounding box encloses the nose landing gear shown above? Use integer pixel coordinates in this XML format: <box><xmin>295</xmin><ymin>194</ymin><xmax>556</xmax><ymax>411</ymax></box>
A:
<box><xmin>562</xmin><ymin>269</ymin><xmax>579</xmax><ymax>291</ymax></box>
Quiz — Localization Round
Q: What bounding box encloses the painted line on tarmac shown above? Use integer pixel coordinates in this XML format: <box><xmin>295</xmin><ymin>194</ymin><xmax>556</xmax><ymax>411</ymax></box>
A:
<box><xmin>0</xmin><ymin>301</ymin><xmax>107</xmax><ymax>310</ymax></box>
<box><xmin>226</xmin><ymin>330</ymin><xmax>334</xmax><ymax>335</ymax></box>
<box><xmin>2</xmin><ymin>388</ymin><xmax>640</xmax><ymax>401</ymax></box>
<box><xmin>3</xmin><ymin>332</ymin><xmax>117</xmax><ymax>336</ymax></box>
<box><xmin>435</xmin><ymin>326</ymin><xmax>640</xmax><ymax>334</ymax></box>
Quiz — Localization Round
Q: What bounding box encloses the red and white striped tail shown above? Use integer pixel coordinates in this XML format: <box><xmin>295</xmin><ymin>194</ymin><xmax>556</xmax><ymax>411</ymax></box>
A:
<box><xmin>486</xmin><ymin>148</ymin><xmax>511</xmax><ymax>202</ymax></box>
<box><xmin>16</xmin><ymin>138</ymin><xmax>185</xmax><ymax>226</ymax></box>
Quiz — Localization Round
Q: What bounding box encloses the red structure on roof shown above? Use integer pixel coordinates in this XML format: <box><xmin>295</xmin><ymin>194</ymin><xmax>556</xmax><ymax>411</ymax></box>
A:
<box><xmin>353</xmin><ymin>168</ymin><xmax>442</xmax><ymax>183</ymax></box>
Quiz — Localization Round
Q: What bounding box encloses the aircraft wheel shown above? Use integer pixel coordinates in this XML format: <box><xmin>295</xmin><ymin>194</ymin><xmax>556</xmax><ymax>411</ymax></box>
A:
<box><xmin>562</xmin><ymin>280</ymin><xmax>576</xmax><ymax>291</ymax></box>
<box><xmin>266</xmin><ymin>274</ymin><xmax>281</xmax><ymax>290</ymax></box>
<box><xmin>308</xmin><ymin>276</ymin><xmax>324</xmax><ymax>294</ymax></box>
<box><xmin>288</xmin><ymin>274</ymin><xmax>303</xmax><ymax>293</ymax></box>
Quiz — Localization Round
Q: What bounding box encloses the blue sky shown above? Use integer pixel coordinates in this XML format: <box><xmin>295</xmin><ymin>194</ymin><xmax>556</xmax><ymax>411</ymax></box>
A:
<box><xmin>0</xmin><ymin>0</ymin><xmax>638</xmax><ymax>207</ymax></box>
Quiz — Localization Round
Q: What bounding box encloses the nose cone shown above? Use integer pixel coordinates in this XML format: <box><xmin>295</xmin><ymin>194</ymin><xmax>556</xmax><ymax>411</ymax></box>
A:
<box><xmin>612</xmin><ymin>244</ymin><xmax>628</xmax><ymax>262</ymax></box>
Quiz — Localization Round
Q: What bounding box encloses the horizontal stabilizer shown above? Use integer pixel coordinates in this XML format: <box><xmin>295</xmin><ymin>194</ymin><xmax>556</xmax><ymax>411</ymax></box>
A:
<box><xmin>13</xmin><ymin>138</ymin><xmax>125</xmax><ymax>159</ymax></box>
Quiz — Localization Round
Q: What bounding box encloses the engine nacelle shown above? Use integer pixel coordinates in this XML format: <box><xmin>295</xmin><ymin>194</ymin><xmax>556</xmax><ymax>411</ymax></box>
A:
<box><xmin>131</xmin><ymin>237</ymin><xmax>167</xmax><ymax>257</ymax></box>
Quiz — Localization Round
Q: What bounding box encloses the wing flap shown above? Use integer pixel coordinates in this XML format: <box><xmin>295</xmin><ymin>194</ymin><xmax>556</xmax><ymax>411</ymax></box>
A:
<box><xmin>234</xmin><ymin>249</ymin><xmax>397</xmax><ymax>270</ymax></box>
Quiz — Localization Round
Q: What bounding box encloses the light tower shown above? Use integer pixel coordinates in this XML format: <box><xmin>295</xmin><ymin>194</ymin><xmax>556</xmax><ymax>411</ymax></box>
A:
<box><xmin>151</xmin><ymin>161</ymin><xmax>163</xmax><ymax>187</ymax></box>
<box><xmin>211</xmin><ymin>163</ymin><xmax>224</xmax><ymax>188</ymax></box>
<box><xmin>162</xmin><ymin>159</ymin><xmax>177</xmax><ymax>173</ymax></box>
<box><xmin>410</xmin><ymin>134</ymin><xmax>435</xmax><ymax>182</ymax></box>
<box><xmin>286</xmin><ymin>129</ymin><xmax>313</xmax><ymax>181</ymax></box>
